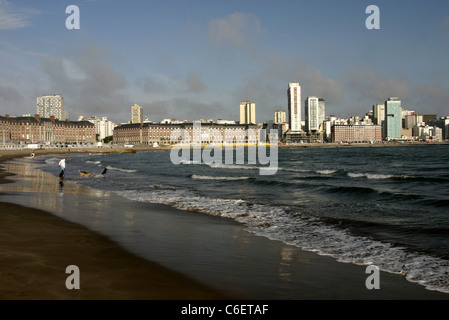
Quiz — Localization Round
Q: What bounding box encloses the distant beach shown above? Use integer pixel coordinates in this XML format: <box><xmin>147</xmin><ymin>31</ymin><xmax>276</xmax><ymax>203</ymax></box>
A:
<box><xmin>1</xmin><ymin>146</ymin><xmax>448</xmax><ymax>300</ymax></box>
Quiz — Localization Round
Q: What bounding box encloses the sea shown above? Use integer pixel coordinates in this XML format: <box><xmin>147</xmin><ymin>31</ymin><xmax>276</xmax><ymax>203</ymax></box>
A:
<box><xmin>37</xmin><ymin>144</ymin><xmax>449</xmax><ymax>294</ymax></box>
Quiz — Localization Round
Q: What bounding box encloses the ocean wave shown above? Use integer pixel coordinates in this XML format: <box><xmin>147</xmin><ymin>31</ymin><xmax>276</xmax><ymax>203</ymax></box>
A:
<box><xmin>116</xmin><ymin>186</ymin><xmax>449</xmax><ymax>294</ymax></box>
<box><xmin>207</xmin><ymin>163</ymin><xmax>258</xmax><ymax>170</ymax></box>
<box><xmin>316</xmin><ymin>169</ymin><xmax>338</xmax><ymax>175</ymax></box>
<box><xmin>86</xmin><ymin>160</ymin><xmax>101</xmax><ymax>165</ymax></box>
<box><xmin>106</xmin><ymin>165</ymin><xmax>137</xmax><ymax>173</ymax></box>
<box><xmin>347</xmin><ymin>172</ymin><xmax>395</xmax><ymax>180</ymax></box>
<box><xmin>191</xmin><ymin>174</ymin><xmax>251</xmax><ymax>181</ymax></box>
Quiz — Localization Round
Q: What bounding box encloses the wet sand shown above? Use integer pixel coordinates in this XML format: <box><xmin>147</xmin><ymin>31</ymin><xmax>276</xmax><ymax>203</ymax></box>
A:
<box><xmin>1</xmin><ymin>148</ymin><xmax>449</xmax><ymax>300</ymax></box>
<box><xmin>0</xmin><ymin>149</ymin><xmax>229</xmax><ymax>300</ymax></box>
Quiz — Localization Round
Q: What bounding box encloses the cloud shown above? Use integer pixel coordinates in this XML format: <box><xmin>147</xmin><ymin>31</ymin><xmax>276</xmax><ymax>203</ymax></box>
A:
<box><xmin>209</xmin><ymin>12</ymin><xmax>263</xmax><ymax>52</ymax></box>
<box><xmin>137</xmin><ymin>76</ymin><xmax>166</xmax><ymax>93</ymax></box>
<box><xmin>233</xmin><ymin>56</ymin><xmax>344</xmax><ymax>121</ymax></box>
<box><xmin>0</xmin><ymin>85</ymin><xmax>24</xmax><ymax>105</ymax></box>
<box><xmin>38</xmin><ymin>45</ymin><xmax>130</xmax><ymax>122</ymax></box>
<box><xmin>185</xmin><ymin>72</ymin><xmax>206</xmax><ymax>93</ymax></box>
<box><xmin>0</xmin><ymin>0</ymin><xmax>37</xmax><ymax>30</ymax></box>
<box><xmin>411</xmin><ymin>83</ymin><xmax>449</xmax><ymax>116</ymax></box>
<box><xmin>345</xmin><ymin>67</ymin><xmax>410</xmax><ymax>102</ymax></box>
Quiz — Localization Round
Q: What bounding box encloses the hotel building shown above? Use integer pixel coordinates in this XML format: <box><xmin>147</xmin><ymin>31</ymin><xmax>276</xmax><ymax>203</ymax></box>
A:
<box><xmin>113</xmin><ymin>122</ymin><xmax>259</xmax><ymax>146</ymax></box>
<box><xmin>0</xmin><ymin>114</ymin><xmax>95</xmax><ymax>145</ymax></box>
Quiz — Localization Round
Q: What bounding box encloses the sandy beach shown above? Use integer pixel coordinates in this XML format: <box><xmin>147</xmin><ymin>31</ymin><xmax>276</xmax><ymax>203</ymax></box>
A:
<box><xmin>1</xmin><ymin>147</ymin><xmax>449</xmax><ymax>301</ymax></box>
<box><xmin>0</xmin><ymin>148</ymin><xmax>228</xmax><ymax>300</ymax></box>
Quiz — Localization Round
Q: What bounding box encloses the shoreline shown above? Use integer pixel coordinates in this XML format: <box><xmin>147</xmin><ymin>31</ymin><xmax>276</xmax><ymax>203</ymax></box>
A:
<box><xmin>1</xmin><ymin>148</ymin><xmax>449</xmax><ymax>300</ymax></box>
<box><xmin>0</xmin><ymin>149</ymin><xmax>231</xmax><ymax>300</ymax></box>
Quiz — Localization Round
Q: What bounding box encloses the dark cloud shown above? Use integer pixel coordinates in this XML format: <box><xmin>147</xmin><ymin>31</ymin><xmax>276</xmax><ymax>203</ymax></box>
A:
<box><xmin>38</xmin><ymin>46</ymin><xmax>130</xmax><ymax>123</ymax></box>
<box><xmin>345</xmin><ymin>67</ymin><xmax>410</xmax><ymax>102</ymax></box>
<box><xmin>0</xmin><ymin>85</ymin><xmax>25</xmax><ymax>113</ymax></box>
<box><xmin>137</xmin><ymin>77</ymin><xmax>166</xmax><ymax>93</ymax></box>
<box><xmin>185</xmin><ymin>72</ymin><xmax>206</xmax><ymax>93</ymax></box>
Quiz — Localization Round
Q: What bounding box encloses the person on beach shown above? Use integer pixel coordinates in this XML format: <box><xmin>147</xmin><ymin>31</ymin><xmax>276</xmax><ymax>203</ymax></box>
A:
<box><xmin>58</xmin><ymin>152</ymin><xmax>70</xmax><ymax>180</ymax></box>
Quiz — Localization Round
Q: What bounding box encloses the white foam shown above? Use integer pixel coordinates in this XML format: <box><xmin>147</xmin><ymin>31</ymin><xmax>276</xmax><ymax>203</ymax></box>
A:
<box><xmin>106</xmin><ymin>165</ymin><xmax>137</xmax><ymax>173</ymax></box>
<box><xmin>87</xmin><ymin>160</ymin><xmax>101</xmax><ymax>165</ymax></box>
<box><xmin>316</xmin><ymin>170</ymin><xmax>337</xmax><ymax>175</ymax></box>
<box><xmin>348</xmin><ymin>172</ymin><xmax>394</xmax><ymax>180</ymax></box>
<box><xmin>192</xmin><ymin>175</ymin><xmax>250</xmax><ymax>181</ymax></box>
<box><xmin>115</xmin><ymin>186</ymin><xmax>449</xmax><ymax>294</ymax></box>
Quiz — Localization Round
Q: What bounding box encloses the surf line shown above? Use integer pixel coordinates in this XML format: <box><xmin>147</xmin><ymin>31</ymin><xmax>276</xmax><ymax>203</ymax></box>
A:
<box><xmin>169</xmin><ymin>122</ymin><xmax>278</xmax><ymax>176</ymax></box>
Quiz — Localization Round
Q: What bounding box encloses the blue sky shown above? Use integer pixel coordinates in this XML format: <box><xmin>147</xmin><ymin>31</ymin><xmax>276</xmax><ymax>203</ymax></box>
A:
<box><xmin>1</xmin><ymin>0</ymin><xmax>448</xmax><ymax>124</ymax></box>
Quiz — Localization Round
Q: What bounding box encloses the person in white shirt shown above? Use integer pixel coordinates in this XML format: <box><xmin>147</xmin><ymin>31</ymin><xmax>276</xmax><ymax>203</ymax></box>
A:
<box><xmin>59</xmin><ymin>152</ymin><xmax>70</xmax><ymax>179</ymax></box>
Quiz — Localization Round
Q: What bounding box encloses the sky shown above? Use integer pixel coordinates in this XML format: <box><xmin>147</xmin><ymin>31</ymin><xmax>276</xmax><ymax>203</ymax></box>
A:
<box><xmin>0</xmin><ymin>0</ymin><xmax>448</xmax><ymax>124</ymax></box>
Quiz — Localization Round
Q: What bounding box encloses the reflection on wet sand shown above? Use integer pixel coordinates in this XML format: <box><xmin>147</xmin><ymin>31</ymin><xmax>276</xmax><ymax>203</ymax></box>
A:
<box><xmin>0</xmin><ymin>158</ymin><xmax>112</xmax><ymax>214</ymax></box>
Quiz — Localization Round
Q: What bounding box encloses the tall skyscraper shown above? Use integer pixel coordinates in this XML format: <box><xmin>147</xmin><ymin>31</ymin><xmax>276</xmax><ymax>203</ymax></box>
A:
<box><xmin>287</xmin><ymin>83</ymin><xmax>301</xmax><ymax>132</ymax></box>
<box><xmin>274</xmin><ymin>110</ymin><xmax>286</xmax><ymax>124</ymax></box>
<box><xmin>239</xmin><ymin>100</ymin><xmax>256</xmax><ymax>124</ymax></box>
<box><xmin>36</xmin><ymin>94</ymin><xmax>67</xmax><ymax>120</ymax></box>
<box><xmin>131</xmin><ymin>104</ymin><xmax>143</xmax><ymax>124</ymax></box>
<box><xmin>385</xmin><ymin>97</ymin><xmax>401</xmax><ymax>139</ymax></box>
<box><xmin>373</xmin><ymin>103</ymin><xmax>385</xmax><ymax>125</ymax></box>
<box><xmin>305</xmin><ymin>96</ymin><xmax>319</xmax><ymax>131</ymax></box>
<box><xmin>318</xmin><ymin>98</ymin><xmax>326</xmax><ymax>130</ymax></box>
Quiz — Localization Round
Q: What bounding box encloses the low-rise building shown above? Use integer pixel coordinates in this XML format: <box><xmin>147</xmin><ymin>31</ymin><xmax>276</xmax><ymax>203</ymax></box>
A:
<box><xmin>332</xmin><ymin>124</ymin><xmax>382</xmax><ymax>143</ymax></box>
<box><xmin>0</xmin><ymin>114</ymin><xmax>95</xmax><ymax>145</ymax></box>
<box><xmin>113</xmin><ymin>122</ymin><xmax>260</xmax><ymax>146</ymax></box>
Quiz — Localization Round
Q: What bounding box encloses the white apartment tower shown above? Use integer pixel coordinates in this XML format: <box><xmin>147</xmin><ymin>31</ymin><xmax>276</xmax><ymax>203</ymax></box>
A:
<box><xmin>305</xmin><ymin>96</ymin><xmax>319</xmax><ymax>131</ymax></box>
<box><xmin>131</xmin><ymin>104</ymin><xmax>143</xmax><ymax>124</ymax></box>
<box><xmin>287</xmin><ymin>83</ymin><xmax>301</xmax><ymax>131</ymax></box>
<box><xmin>239</xmin><ymin>100</ymin><xmax>256</xmax><ymax>124</ymax></box>
<box><xmin>36</xmin><ymin>94</ymin><xmax>67</xmax><ymax>120</ymax></box>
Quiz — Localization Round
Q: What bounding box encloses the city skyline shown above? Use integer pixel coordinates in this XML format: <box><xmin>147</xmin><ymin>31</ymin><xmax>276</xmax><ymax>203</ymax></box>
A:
<box><xmin>1</xmin><ymin>1</ymin><xmax>449</xmax><ymax>124</ymax></box>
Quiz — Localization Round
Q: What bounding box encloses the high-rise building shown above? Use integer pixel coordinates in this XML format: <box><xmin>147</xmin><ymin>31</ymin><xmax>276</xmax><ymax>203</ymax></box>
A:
<box><xmin>305</xmin><ymin>96</ymin><xmax>325</xmax><ymax>132</ymax></box>
<box><xmin>131</xmin><ymin>104</ymin><xmax>143</xmax><ymax>124</ymax></box>
<box><xmin>36</xmin><ymin>94</ymin><xmax>67</xmax><ymax>120</ymax></box>
<box><xmin>274</xmin><ymin>110</ymin><xmax>286</xmax><ymax>124</ymax></box>
<box><xmin>239</xmin><ymin>100</ymin><xmax>256</xmax><ymax>124</ymax></box>
<box><xmin>373</xmin><ymin>103</ymin><xmax>385</xmax><ymax>125</ymax></box>
<box><xmin>318</xmin><ymin>98</ymin><xmax>326</xmax><ymax>130</ymax></box>
<box><xmin>287</xmin><ymin>83</ymin><xmax>301</xmax><ymax>132</ymax></box>
<box><xmin>305</xmin><ymin>96</ymin><xmax>319</xmax><ymax>131</ymax></box>
<box><xmin>385</xmin><ymin>97</ymin><xmax>402</xmax><ymax>139</ymax></box>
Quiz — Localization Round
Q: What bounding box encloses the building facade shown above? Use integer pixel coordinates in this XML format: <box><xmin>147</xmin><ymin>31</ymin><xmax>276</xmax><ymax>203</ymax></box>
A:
<box><xmin>36</xmin><ymin>94</ymin><xmax>68</xmax><ymax>121</ymax></box>
<box><xmin>274</xmin><ymin>110</ymin><xmax>286</xmax><ymax>124</ymax></box>
<box><xmin>385</xmin><ymin>97</ymin><xmax>402</xmax><ymax>140</ymax></box>
<box><xmin>113</xmin><ymin>122</ymin><xmax>260</xmax><ymax>146</ymax></box>
<box><xmin>131</xmin><ymin>104</ymin><xmax>143</xmax><ymax>124</ymax></box>
<box><xmin>239</xmin><ymin>101</ymin><xmax>256</xmax><ymax>124</ymax></box>
<box><xmin>332</xmin><ymin>124</ymin><xmax>383</xmax><ymax>143</ymax></box>
<box><xmin>86</xmin><ymin>116</ymin><xmax>116</xmax><ymax>141</ymax></box>
<box><xmin>372</xmin><ymin>103</ymin><xmax>385</xmax><ymax>126</ymax></box>
<box><xmin>287</xmin><ymin>83</ymin><xmax>301</xmax><ymax>132</ymax></box>
<box><xmin>0</xmin><ymin>114</ymin><xmax>95</xmax><ymax>145</ymax></box>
